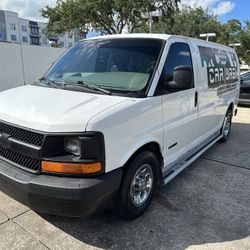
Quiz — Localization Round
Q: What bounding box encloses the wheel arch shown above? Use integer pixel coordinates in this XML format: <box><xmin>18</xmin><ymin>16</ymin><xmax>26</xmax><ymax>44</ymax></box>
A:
<box><xmin>122</xmin><ymin>141</ymin><xmax>164</xmax><ymax>185</ymax></box>
<box><xmin>228</xmin><ymin>102</ymin><xmax>234</xmax><ymax>113</ymax></box>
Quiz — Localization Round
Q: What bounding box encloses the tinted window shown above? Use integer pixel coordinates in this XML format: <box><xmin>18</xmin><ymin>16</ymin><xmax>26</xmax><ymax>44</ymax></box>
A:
<box><xmin>155</xmin><ymin>42</ymin><xmax>193</xmax><ymax>95</ymax></box>
<box><xmin>164</xmin><ymin>42</ymin><xmax>193</xmax><ymax>84</ymax></box>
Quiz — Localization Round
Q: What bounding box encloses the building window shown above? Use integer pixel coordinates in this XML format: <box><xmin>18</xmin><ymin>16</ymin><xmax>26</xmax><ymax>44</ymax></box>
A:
<box><xmin>21</xmin><ymin>25</ymin><xmax>27</xmax><ymax>32</ymax></box>
<box><xmin>0</xmin><ymin>33</ymin><xmax>6</xmax><ymax>40</ymax></box>
<box><xmin>10</xmin><ymin>34</ymin><xmax>17</xmax><ymax>41</ymax></box>
<box><xmin>42</xmin><ymin>39</ymin><xmax>47</xmax><ymax>45</ymax></box>
<box><xmin>0</xmin><ymin>23</ymin><xmax>6</xmax><ymax>30</ymax></box>
<box><xmin>30</xmin><ymin>27</ymin><xmax>39</xmax><ymax>35</ymax></box>
<box><xmin>22</xmin><ymin>36</ymin><xmax>28</xmax><ymax>43</ymax></box>
<box><xmin>30</xmin><ymin>37</ymin><xmax>39</xmax><ymax>45</ymax></box>
<box><xmin>68</xmin><ymin>42</ymin><xmax>72</xmax><ymax>47</ymax></box>
<box><xmin>41</xmin><ymin>28</ymin><xmax>45</xmax><ymax>35</ymax></box>
<box><xmin>68</xmin><ymin>33</ymin><xmax>73</xmax><ymax>39</ymax></box>
<box><xmin>10</xmin><ymin>23</ymin><xmax>16</xmax><ymax>30</ymax></box>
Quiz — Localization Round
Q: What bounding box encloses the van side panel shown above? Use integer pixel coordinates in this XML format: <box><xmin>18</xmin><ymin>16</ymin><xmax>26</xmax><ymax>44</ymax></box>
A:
<box><xmin>190</xmin><ymin>40</ymin><xmax>240</xmax><ymax>139</ymax></box>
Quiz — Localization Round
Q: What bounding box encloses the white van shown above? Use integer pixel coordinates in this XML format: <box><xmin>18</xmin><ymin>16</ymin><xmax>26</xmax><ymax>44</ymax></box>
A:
<box><xmin>0</xmin><ymin>34</ymin><xmax>240</xmax><ymax>219</ymax></box>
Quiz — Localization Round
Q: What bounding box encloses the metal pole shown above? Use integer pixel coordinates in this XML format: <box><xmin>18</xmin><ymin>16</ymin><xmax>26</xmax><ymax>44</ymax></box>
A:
<box><xmin>149</xmin><ymin>12</ymin><xmax>152</xmax><ymax>33</ymax></box>
<box><xmin>17</xmin><ymin>19</ymin><xmax>26</xmax><ymax>85</ymax></box>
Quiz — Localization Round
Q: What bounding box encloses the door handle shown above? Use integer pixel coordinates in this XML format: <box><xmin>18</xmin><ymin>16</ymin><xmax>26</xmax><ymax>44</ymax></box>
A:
<box><xmin>194</xmin><ymin>91</ymin><xmax>198</xmax><ymax>107</ymax></box>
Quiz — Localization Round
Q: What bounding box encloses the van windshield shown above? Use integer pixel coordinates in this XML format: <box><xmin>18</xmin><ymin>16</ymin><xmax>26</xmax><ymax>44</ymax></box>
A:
<box><xmin>43</xmin><ymin>38</ymin><xmax>164</xmax><ymax>97</ymax></box>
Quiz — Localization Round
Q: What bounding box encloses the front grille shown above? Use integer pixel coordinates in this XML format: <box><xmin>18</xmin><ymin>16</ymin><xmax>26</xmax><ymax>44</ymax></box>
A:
<box><xmin>0</xmin><ymin>122</ymin><xmax>44</xmax><ymax>146</ymax></box>
<box><xmin>0</xmin><ymin>145</ymin><xmax>39</xmax><ymax>171</ymax></box>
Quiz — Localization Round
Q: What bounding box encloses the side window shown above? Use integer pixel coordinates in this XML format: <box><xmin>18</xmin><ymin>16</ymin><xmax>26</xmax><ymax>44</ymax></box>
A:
<box><xmin>156</xmin><ymin>42</ymin><xmax>194</xmax><ymax>95</ymax></box>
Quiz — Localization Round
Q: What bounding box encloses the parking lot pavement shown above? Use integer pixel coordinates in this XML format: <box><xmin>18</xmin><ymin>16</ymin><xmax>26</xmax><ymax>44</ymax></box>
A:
<box><xmin>203</xmin><ymin>107</ymin><xmax>250</xmax><ymax>170</ymax></box>
<box><xmin>0</xmin><ymin>107</ymin><xmax>249</xmax><ymax>250</ymax></box>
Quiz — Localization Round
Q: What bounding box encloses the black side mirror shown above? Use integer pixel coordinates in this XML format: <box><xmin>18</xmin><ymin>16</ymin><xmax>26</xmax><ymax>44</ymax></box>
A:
<box><xmin>164</xmin><ymin>66</ymin><xmax>193</xmax><ymax>91</ymax></box>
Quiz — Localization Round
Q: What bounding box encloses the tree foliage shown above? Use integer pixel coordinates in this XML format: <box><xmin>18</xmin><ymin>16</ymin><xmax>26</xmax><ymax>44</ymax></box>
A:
<box><xmin>42</xmin><ymin>2</ymin><xmax>250</xmax><ymax>63</ymax></box>
<box><xmin>218</xmin><ymin>19</ymin><xmax>250</xmax><ymax>63</ymax></box>
<box><xmin>41</xmin><ymin>0</ymin><xmax>180</xmax><ymax>34</ymax></box>
<box><xmin>136</xmin><ymin>6</ymin><xmax>250</xmax><ymax>63</ymax></box>
<box><xmin>135</xmin><ymin>7</ymin><xmax>221</xmax><ymax>41</ymax></box>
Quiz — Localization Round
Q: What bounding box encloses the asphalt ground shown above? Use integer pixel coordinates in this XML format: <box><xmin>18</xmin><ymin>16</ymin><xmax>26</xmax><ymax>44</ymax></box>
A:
<box><xmin>0</xmin><ymin>107</ymin><xmax>249</xmax><ymax>250</ymax></box>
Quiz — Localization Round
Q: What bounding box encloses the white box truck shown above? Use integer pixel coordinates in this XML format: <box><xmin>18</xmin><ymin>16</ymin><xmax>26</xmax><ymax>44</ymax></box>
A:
<box><xmin>0</xmin><ymin>34</ymin><xmax>240</xmax><ymax>219</ymax></box>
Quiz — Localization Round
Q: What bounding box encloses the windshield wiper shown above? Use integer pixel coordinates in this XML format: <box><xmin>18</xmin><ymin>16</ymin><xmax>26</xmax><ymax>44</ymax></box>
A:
<box><xmin>39</xmin><ymin>77</ymin><xmax>60</xmax><ymax>89</ymax></box>
<box><xmin>64</xmin><ymin>81</ymin><xmax>112</xmax><ymax>95</ymax></box>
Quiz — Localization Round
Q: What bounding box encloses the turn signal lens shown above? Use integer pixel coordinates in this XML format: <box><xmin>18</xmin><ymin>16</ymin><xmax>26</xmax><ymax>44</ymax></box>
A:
<box><xmin>41</xmin><ymin>161</ymin><xmax>102</xmax><ymax>174</ymax></box>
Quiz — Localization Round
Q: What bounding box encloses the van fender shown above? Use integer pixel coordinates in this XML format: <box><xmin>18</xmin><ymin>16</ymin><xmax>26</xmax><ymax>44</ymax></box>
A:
<box><xmin>219</xmin><ymin>101</ymin><xmax>234</xmax><ymax>129</ymax></box>
<box><xmin>120</xmin><ymin>137</ymin><xmax>163</xmax><ymax>168</ymax></box>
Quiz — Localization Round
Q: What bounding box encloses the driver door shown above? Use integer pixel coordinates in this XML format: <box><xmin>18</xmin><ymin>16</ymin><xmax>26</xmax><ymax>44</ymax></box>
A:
<box><xmin>158</xmin><ymin>39</ymin><xmax>200</xmax><ymax>171</ymax></box>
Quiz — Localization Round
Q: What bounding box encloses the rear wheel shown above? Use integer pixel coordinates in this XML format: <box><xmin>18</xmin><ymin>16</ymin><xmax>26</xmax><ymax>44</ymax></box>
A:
<box><xmin>115</xmin><ymin>151</ymin><xmax>158</xmax><ymax>220</ymax></box>
<box><xmin>220</xmin><ymin>109</ymin><xmax>233</xmax><ymax>142</ymax></box>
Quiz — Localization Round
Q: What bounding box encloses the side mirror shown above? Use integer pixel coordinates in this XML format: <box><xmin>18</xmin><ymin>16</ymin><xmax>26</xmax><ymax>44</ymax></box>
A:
<box><xmin>164</xmin><ymin>66</ymin><xmax>193</xmax><ymax>91</ymax></box>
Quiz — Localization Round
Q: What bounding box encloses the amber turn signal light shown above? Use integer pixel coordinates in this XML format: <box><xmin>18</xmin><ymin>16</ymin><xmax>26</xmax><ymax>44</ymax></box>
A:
<box><xmin>41</xmin><ymin>161</ymin><xmax>102</xmax><ymax>174</ymax></box>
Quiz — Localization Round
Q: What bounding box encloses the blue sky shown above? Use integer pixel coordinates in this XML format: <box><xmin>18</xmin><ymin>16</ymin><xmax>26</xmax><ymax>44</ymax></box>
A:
<box><xmin>0</xmin><ymin>0</ymin><xmax>249</xmax><ymax>24</ymax></box>
<box><xmin>218</xmin><ymin>0</ymin><xmax>250</xmax><ymax>23</ymax></box>
<box><xmin>182</xmin><ymin>0</ymin><xmax>249</xmax><ymax>24</ymax></box>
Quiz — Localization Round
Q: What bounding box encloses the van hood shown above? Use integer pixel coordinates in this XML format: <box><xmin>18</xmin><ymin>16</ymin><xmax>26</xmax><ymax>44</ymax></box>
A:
<box><xmin>0</xmin><ymin>85</ymin><xmax>129</xmax><ymax>132</ymax></box>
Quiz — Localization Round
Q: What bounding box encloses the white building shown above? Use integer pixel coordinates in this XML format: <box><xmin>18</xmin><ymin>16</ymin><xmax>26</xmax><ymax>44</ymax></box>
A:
<box><xmin>0</xmin><ymin>9</ymin><xmax>85</xmax><ymax>48</ymax></box>
<box><xmin>19</xmin><ymin>18</ymin><xmax>30</xmax><ymax>44</ymax></box>
<box><xmin>4</xmin><ymin>11</ymin><xmax>20</xmax><ymax>43</ymax></box>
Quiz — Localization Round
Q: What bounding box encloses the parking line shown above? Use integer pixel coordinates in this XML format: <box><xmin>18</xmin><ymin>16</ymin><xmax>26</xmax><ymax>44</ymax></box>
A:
<box><xmin>201</xmin><ymin>157</ymin><xmax>250</xmax><ymax>171</ymax></box>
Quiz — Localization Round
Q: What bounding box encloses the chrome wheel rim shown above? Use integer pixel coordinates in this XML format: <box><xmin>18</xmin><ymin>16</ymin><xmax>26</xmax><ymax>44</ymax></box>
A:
<box><xmin>130</xmin><ymin>164</ymin><xmax>153</xmax><ymax>207</ymax></box>
<box><xmin>223</xmin><ymin>113</ymin><xmax>231</xmax><ymax>137</ymax></box>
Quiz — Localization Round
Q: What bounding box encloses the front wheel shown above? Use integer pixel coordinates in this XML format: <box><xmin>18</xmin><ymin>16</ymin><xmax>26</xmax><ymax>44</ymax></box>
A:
<box><xmin>220</xmin><ymin>109</ymin><xmax>233</xmax><ymax>142</ymax></box>
<box><xmin>115</xmin><ymin>151</ymin><xmax>158</xmax><ymax>220</ymax></box>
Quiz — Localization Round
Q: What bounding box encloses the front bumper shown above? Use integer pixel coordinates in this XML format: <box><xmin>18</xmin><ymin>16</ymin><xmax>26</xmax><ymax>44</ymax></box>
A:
<box><xmin>0</xmin><ymin>158</ymin><xmax>122</xmax><ymax>217</ymax></box>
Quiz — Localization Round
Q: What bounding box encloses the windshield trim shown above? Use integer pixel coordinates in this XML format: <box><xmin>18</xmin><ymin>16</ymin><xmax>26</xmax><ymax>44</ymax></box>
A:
<box><xmin>145</xmin><ymin>40</ymin><xmax>167</xmax><ymax>97</ymax></box>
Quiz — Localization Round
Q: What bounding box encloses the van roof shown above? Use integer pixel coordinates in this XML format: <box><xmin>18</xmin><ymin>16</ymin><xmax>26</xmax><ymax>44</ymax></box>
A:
<box><xmin>87</xmin><ymin>33</ymin><xmax>172</xmax><ymax>41</ymax></box>
<box><xmin>85</xmin><ymin>33</ymin><xmax>235</xmax><ymax>52</ymax></box>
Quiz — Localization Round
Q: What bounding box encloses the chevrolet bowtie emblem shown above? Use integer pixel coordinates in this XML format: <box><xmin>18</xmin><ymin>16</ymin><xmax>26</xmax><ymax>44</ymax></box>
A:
<box><xmin>0</xmin><ymin>133</ymin><xmax>11</xmax><ymax>148</ymax></box>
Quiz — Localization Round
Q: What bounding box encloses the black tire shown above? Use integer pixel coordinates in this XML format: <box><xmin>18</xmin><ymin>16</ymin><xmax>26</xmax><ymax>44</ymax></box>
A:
<box><xmin>220</xmin><ymin>108</ymin><xmax>233</xmax><ymax>142</ymax></box>
<box><xmin>115</xmin><ymin>151</ymin><xmax>159</xmax><ymax>220</ymax></box>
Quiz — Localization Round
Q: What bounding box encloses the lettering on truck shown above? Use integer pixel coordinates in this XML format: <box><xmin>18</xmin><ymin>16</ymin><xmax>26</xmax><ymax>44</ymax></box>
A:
<box><xmin>198</xmin><ymin>46</ymin><xmax>238</xmax><ymax>95</ymax></box>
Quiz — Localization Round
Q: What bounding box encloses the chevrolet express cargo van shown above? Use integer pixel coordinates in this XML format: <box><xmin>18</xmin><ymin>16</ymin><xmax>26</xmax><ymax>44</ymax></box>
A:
<box><xmin>0</xmin><ymin>34</ymin><xmax>240</xmax><ymax>219</ymax></box>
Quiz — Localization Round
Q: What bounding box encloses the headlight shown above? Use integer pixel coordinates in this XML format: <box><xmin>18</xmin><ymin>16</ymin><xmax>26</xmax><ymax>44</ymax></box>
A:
<box><xmin>42</xmin><ymin>132</ymin><xmax>105</xmax><ymax>175</ymax></box>
<box><xmin>64</xmin><ymin>137</ymin><xmax>81</xmax><ymax>156</ymax></box>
